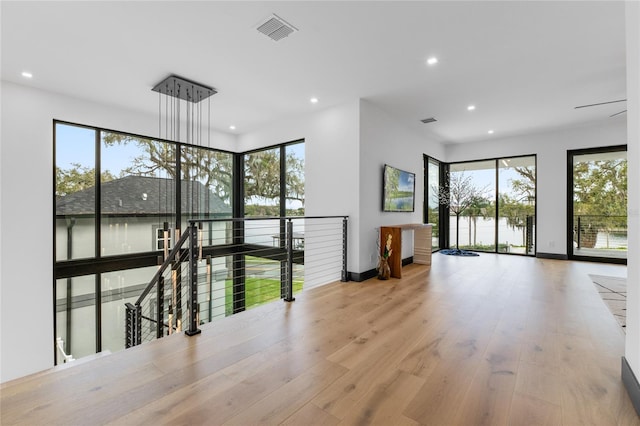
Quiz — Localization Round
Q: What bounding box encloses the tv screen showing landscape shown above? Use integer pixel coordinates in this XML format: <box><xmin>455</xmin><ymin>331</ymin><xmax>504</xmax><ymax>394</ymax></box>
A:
<box><xmin>383</xmin><ymin>164</ymin><xmax>415</xmax><ymax>212</ymax></box>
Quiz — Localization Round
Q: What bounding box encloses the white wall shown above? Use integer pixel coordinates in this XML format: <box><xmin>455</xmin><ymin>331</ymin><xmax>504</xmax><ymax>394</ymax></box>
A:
<box><xmin>239</xmin><ymin>101</ymin><xmax>362</xmax><ymax>270</ymax></box>
<box><xmin>0</xmin><ymin>81</ymin><xmax>236</xmax><ymax>382</ymax></box>
<box><xmin>359</xmin><ymin>100</ymin><xmax>444</xmax><ymax>271</ymax></box>
<box><xmin>239</xmin><ymin>100</ymin><xmax>361</xmax><ymax>221</ymax></box>
<box><xmin>240</xmin><ymin>99</ymin><xmax>446</xmax><ymax>275</ymax></box>
<box><xmin>445</xmin><ymin>119</ymin><xmax>628</xmax><ymax>256</ymax></box>
<box><xmin>625</xmin><ymin>0</ymin><xmax>640</xmax><ymax>383</ymax></box>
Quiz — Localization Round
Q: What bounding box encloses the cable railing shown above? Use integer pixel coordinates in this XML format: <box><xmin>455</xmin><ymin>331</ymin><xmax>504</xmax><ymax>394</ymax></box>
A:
<box><xmin>125</xmin><ymin>216</ymin><xmax>348</xmax><ymax>348</ymax></box>
<box><xmin>448</xmin><ymin>214</ymin><xmax>535</xmax><ymax>253</ymax></box>
<box><xmin>573</xmin><ymin>214</ymin><xmax>627</xmax><ymax>250</ymax></box>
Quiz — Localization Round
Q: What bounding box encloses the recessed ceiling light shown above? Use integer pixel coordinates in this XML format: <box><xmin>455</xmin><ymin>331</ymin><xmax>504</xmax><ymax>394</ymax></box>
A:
<box><xmin>467</xmin><ymin>105</ymin><xmax>476</xmax><ymax>111</ymax></box>
<box><xmin>427</xmin><ymin>57</ymin><xmax>438</xmax><ymax>65</ymax></box>
<box><xmin>21</xmin><ymin>71</ymin><xmax>33</xmax><ymax>78</ymax></box>
<box><xmin>310</xmin><ymin>97</ymin><xmax>318</xmax><ymax>104</ymax></box>
<box><xmin>229</xmin><ymin>125</ymin><xmax>236</xmax><ymax>130</ymax></box>
<box><xmin>488</xmin><ymin>130</ymin><xmax>494</xmax><ymax>134</ymax></box>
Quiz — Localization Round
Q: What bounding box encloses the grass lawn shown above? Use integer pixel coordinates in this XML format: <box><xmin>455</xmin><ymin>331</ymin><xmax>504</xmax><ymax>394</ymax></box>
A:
<box><xmin>224</xmin><ymin>277</ymin><xmax>303</xmax><ymax>315</ymax></box>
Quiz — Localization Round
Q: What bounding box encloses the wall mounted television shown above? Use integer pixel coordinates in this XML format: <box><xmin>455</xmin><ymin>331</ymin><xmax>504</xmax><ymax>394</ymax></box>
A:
<box><xmin>382</xmin><ymin>164</ymin><xmax>416</xmax><ymax>212</ymax></box>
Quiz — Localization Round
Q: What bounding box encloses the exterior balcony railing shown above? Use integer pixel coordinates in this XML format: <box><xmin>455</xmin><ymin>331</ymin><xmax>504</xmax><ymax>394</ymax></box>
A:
<box><xmin>448</xmin><ymin>214</ymin><xmax>535</xmax><ymax>255</ymax></box>
<box><xmin>573</xmin><ymin>214</ymin><xmax>627</xmax><ymax>260</ymax></box>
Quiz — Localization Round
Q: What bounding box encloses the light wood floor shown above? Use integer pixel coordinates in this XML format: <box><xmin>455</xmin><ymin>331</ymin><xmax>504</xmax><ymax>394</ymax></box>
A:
<box><xmin>2</xmin><ymin>254</ymin><xmax>638</xmax><ymax>425</ymax></box>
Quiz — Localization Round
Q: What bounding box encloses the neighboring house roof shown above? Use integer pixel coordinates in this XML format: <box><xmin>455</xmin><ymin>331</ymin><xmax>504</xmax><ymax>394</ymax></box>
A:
<box><xmin>56</xmin><ymin>175</ymin><xmax>231</xmax><ymax>216</ymax></box>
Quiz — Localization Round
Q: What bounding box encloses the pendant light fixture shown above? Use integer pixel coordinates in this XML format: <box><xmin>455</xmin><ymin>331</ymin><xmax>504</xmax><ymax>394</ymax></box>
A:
<box><xmin>152</xmin><ymin>74</ymin><xmax>217</xmax><ymax>146</ymax></box>
<box><xmin>152</xmin><ymin>75</ymin><xmax>217</xmax><ymax>259</ymax></box>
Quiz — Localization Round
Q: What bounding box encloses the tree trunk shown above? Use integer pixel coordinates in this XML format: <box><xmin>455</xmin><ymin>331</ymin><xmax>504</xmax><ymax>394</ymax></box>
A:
<box><xmin>456</xmin><ymin>214</ymin><xmax>460</xmax><ymax>249</ymax></box>
<box><xmin>468</xmin><ymin>216</ymin><xmax>471</xmax><ymax>247</ymax></box>
<box><xmin>473</xmin><ymin>217</ymin><xmax>478</xmax><ymax>245</ymax></box>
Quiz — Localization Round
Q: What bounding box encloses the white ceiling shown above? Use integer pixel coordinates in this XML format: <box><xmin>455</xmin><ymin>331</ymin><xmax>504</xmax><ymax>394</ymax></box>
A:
<box><xmin>0</xmin><ymin>1</ymin><xmax>628</xmax><ymax>145</ymax></box>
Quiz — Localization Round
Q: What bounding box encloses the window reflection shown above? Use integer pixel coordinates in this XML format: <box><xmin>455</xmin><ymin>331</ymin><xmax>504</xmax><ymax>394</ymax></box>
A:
<box><xmin>100</xmin><ymin>133</ymin><xmax>176</xmax><ymax>256</ymax></box>
<box><xmin>55</xmin><ymin>123</ymin><xmax>96</xmax><ymax>260</ymax></box>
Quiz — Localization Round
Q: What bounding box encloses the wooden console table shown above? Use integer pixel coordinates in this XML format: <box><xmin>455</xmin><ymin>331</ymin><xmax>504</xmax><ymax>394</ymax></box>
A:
<box><xmin>380</xmin><ymin>224</ymin><xmax>432</xmax><ymax>278</ymax></box>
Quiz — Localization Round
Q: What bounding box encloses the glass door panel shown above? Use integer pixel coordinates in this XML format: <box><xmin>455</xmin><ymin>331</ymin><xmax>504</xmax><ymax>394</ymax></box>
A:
<box><xmin>449</xmin><ymin>160</ymin><xmax>496</xmax><ymax>251</ymax></box>
<box><xmin>570</xmin><ymin>148</ymin><xmax>627</xmax><ymax>261</ymax></box>
<box><xmin>426</xmin><ymin>157</ymin><xmax>441</xmax><ymax>250</ymax></box>
<box><xmin>498</xmin><ymin>156</ymin><xmax>536</xmax><ymax>255</ymax></box>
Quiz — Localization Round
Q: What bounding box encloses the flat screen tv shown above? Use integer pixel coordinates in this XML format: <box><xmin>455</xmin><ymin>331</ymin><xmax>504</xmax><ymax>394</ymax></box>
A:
<box><xmin>382</xmin><ymin>164</ymin><xmax>415</xmax><ymax>212</ymax></box>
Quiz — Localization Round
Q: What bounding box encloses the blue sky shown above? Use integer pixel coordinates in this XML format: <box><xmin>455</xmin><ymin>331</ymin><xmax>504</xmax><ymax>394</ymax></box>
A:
<box><xmin>56</xmin><ymin>123</ymin><xmax>144</xmax><ymax>175</ymax></box>
<box><xmin>57</xmin><ymin>122</ymin><xmax>304</xmax><ymax>176</ymax></box>
<box><xmin>56</xmin><ymin>122</ymin><xmax>305</xmax><ymax>209</ymax></box>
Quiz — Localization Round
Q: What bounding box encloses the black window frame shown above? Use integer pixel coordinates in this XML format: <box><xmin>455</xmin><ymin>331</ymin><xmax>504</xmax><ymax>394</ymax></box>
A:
<box><xmin>53</xmin><ymin>119</ymin><xmax>303</xmax><ymax>361</ymax></box>
<box><xmin>566</xmin><ymin>145</ymin><xmax>627</xmax><ymax>265</ymax></box>
<box><xmin>431</xmin><ymin>154</ymin><xmax>537</xmax><ymax>257</ymax></box>
<box><xmin>424</xmin><ymin>155</ymin><xmax>448</xmax><ymax>251</ymax></box>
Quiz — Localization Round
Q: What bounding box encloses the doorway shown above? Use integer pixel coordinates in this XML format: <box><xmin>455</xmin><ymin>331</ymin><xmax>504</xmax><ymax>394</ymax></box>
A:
<box><xmin>568</xmin><ymin>146</ymin><xmax>627</xmax><ymax>263</ymax></box>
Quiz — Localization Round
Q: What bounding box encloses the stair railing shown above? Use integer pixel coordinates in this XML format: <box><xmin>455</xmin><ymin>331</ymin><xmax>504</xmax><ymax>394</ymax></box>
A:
<box><xmin>125</xmin><ymin>225</ymin><xmax>194</xmax><ymax>347</ymax></box>
<box><xmin>126</xmin><ymin>216</ymin><xmax>348</xmax><ymax>348</ymax></box>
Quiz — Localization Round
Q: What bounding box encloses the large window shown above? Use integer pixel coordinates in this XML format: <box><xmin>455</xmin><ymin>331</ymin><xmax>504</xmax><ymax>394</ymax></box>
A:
<box><xmin>55</xmin><ymin>275</ymin><xmax>96</xmax><ymax>363</ymax></box>
<box><xmin>443</xmin><ymin>155</ymin><xmax>536</xmax><ymax>255</ymax></box>
<box><xmin>181</xmin><ymin>145</ymin><xmax>233</xmax><ymax>223</ymax></box>
<box><xmin>101</xmin><ymin>133</ymin><xmax>176</xmax><ymax>256</ymax></box>
<box><xmin>243</xmin><ymin>142</ymin><xmax>305</xmax><ymax>217</ymax></box>
<box><xmin>55</xmin><ymin>122</ymin><xmax>237</xmax><ymax>362</ymax></box>
<box><xmin>244</xmin><ymin>147</ymin><xmax>281</xmax><ymax>217</ymax></box>
<box><xmin>568</xmin><ymin>146</ymin><xmax>627</xmax><ymax>263</ymax></box>
<box><xmin>54</xmin><ymin>121</ymin><xmax>303</xmax><ymax>363</ymax></box>
<box><xmin>237</xmin><ymin>142</ymin><xmax>305</xmax><ymax>311</ymax></box>
<box><xmin>285</xmin><ymin>143</ymin><xmax>305</xmax><ymax>217</ymax></box>
<box><xmin>55</xmin><ymin>124</ymin><xmax>96</xmax><ymax>261</ymax></box>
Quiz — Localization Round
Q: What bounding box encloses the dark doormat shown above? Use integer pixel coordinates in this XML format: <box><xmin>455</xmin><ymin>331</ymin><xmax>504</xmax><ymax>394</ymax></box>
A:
<box><xmin>439</xmin><ymin>249</ymin><xmax>479</xmax><ymax>256</ymax></box>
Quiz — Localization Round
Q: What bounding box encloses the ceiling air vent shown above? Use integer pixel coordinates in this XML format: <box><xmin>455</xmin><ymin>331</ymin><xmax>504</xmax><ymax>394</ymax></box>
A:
<box><xmin>420</xmin><ymin>117</ymin><xmax>437</xmax><ymax>124</ymax></box>
<box><xmin>256</xmin><ymin>14</ymin><xmax>298</xmax><ymax>41</ymax></box>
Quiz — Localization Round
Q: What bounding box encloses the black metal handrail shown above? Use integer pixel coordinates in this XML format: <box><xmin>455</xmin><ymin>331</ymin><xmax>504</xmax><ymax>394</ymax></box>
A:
<box><xmin>187</xmin><ymin>215</ymin><xmax>349</xmax><ymax>224</ymax></box>
<box><xmin>125</xmin><ymin>226</ymin><xmax>193</xmax><ymax>348</ymax></box>
<box><xmin>135</xmin><ymin>230</ymin><xmax>190</xmax><ymax>305</ymax></box>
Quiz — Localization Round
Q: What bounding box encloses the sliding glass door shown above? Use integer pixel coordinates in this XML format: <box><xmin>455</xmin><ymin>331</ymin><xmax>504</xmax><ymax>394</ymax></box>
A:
<box><xmin>425</xmin><ymin>156</ymin><xmax>442</xmax><ymax>250</ymax></box>
<box><xmin>568</xmin><ymin>146</ymin><xmax>627</xmax><ymax>263</ymax></box>
<box><xmin>498</xmin><ymin>156</ymin><xmax>536</xmax><ymax>255</ymax></box>
<box><xmin>449</xmin><ymin>161</ymin><xmax>496</xmax><ymax>251</ymax></box>
<box><xmin>445</xmin><ymin>155</ymin><xmax>536</xmax><ymax>256</ymax></box>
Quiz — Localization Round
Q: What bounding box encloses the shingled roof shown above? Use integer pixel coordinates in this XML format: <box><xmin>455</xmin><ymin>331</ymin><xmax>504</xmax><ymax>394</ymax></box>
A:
<box><xmin>56</xmin><ymin>176</ymin><xmax>231</xmax><ymax>216</ymax></box>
